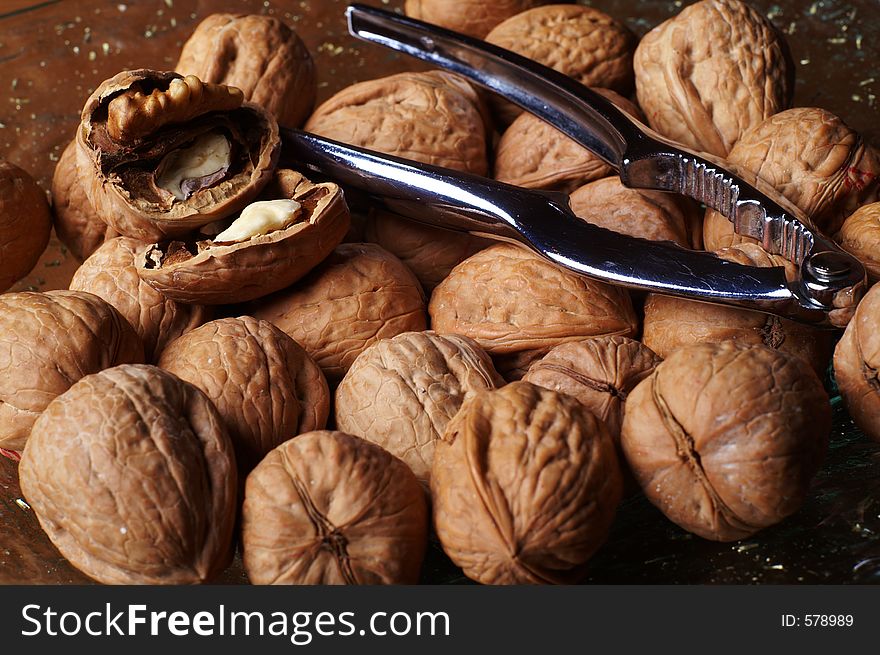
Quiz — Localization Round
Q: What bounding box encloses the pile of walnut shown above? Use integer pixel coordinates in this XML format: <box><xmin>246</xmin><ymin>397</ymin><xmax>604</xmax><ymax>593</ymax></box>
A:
<box><xmin>2</xmin><ymin>1</ymin><xmax>880</xmax><ymax>585</ymax></box>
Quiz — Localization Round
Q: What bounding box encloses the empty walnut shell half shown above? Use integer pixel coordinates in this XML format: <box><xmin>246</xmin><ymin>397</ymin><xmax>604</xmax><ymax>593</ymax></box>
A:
<box><xmin>176</xmin><ymin>13</ymin><xmax>316</xmax><ymax>128</ymax></box>
<box><xmin>335</xmin><ymin>331</ymin><xmax>504</xmax><ymax>484</ymax></box>
<box><xmin>159</xmin><ymin>316</ymin><xmax>329</xmax><ymax>473</ymax></box>
<box><xmin>20</xmin><ymin>364</ymin><xmax>237</xmax><ymax>584</ymax></box>
<box><xmin>0</xmin><ymin>290</ymin><xmax>144</xmax><ymax>451</ymax></box>
<box><xmin>404</xmin><ymin>0</ymin><xmax>552</xmax><ymax>39</ymax></box>
<box><xmin>432</xmin><ymin>381</ymin><xmax>623</xmax><ymax>584</ymax></box>
<box><xmin>0</xmin><ymin>159</ymin><xmax>51</xmax><ymax>292</ymax></box>
<box><xmin>77</xmin><ymin>69</ymin><xmax>280</xmax><ymax>242</ymax></box>
<box><xmin>621</xmin><ymin>341</ymin><xmax>830</xmax><ymax>542</ymax></box>
<box><xmin>69</xmin><ymin>236</ymin><xmax>210</xmax><ymax>361</ymax></box>
<box><xmin>635</xmin><ymin>0</ymin><xmax>793</xmax><ymax>158</ymax></box>
<box><xmin>242</xmin><ymin>430</ymin><xmax>428</xmax><ymax>584</ymax></box>
<box><xmin>136</xmin><ymin>169</ymin><xmax>350</xmax><ymax>304</ymax></box>
<box><xmin>836</xmin><ymin>202</ymin><xmax>880</xmax><ymax>283</ymax></box>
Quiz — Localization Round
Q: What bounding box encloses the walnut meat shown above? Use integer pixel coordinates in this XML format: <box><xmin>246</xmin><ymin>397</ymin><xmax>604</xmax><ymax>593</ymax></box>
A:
<box><xmin>176</xmin><ymin>14</ymin><xmax>316</xmax><ymax>128</ymax></box>
<box><xmin>242</xmin><ymin>430</ymin><xmax>428</xmax><ymax>584</ymax></box>
<box><xmin>19</xmin><ymin>364</ymin><xmax>237</xmax><ymax>584</ymax></box>
<box><xmin>0</xmin><ymin>291</ymin><xmax>143</xmax><ymax>451</ymax></box>
<box><xmin>250</xmin><ymin>243</ymin><xmax>427</xmax><ymax>384</ymax></box>
<box><xmin>634</xmin><ymin>0</ymin><xmax>793</xmax><ymax>158</ymax></box>
<box><xmin>404</xmin><ymin>0</ymin><xmax>551</xmax><ymax>39</ymax></box>
<box><xmin>836</xmin><ymin>202</ymin><xmax>880</xmax><ymax>283</ymax></box>
<box><xmin>0</xmin><ymin>159</ymin><xmax>51</xmax><ymax>291</ymax></box>
<box><xmin>159</xmin><ymin>317</ymin><xmax>329</xmax><ymax>472</ymax></box>
<box><xmin>621</xmin><ymin>341</ymin><xmax>830</xmax><ymax>541</ymax></box>
<box><xmin>305</xmin><ymin>71</ymin><xmax>488</xmax><ymax>175</ymax></box>
<box><xmin>77</xmin><ymin>69</ymin><xmax>280</xmax><ymax>242</ymax></box>
<box><xmin>69</xmin><ymin>236</ymin><xmax>210</xmax><ymax>361</ymax></box>
<box><xmin>335</xmin><ymin>331</ymin><xmax>504</xmax><ymax>484</ymax></box>
<box><xmin>432</xmin><ymin>382</ymin><xmax>622</xmax><ymax>584</ymax></box>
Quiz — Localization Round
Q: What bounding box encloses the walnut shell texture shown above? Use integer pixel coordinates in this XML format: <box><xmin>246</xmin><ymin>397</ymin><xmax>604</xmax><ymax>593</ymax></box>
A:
<box><xmin>634</xmin><ymin>0</ymin><xmax>793</xmax><ymax>158</ymax></box>
<box><xmin>404</xmin><ymin>0</ymin><xmax>551</xmax><ymax>39</ymax></box>
<box><xmin>176</xmin><ymin>13</ymin><xmax>317</xmax><ymax>128</ymax></box>
<box><xmin>242</xmin><ymin>430</ymin><xmax>428</xmax><ymax>584</ymax></box>
<box><xmin>250</xmin><ymin>243</ymin><xmax>427</xmax><ymax>384</ymax></box>
<box><xmin>837</xmin><ymin>202</ymin><xmax>880</xmax><ymax>282</ymax></box>
<box><xmin>69</xmin><ymin>236</ymin><xmax>210</xmax><ymax>361</ymax></box>
<box><xmin>621</xmin><ymin>341</ymin><xmax>830</xmax><ymax>542</ymax></box>
<box><xmin>432</xmin><ymin>381</ymin><xmax>623</xmax><ymax>584</ymax></box>
<box><xmin>0</xmin><ymin>159</ymin><xmax>51</xmax><ymax>291</ymax></box>
<box><xmin>335</xmin><ymin>331</ymin><xmax>504</xmax><ymax>484</ymax></box>
<box><xmin>19</xmin><ymin>364</ymin><xmax>237</xmax><ymax>584</ymax></box>
<box><xmin>159</xmin><ymin>316</ymin><xmax>329</xmax><ymax>472</ymax></box>
<box><xmin>0</xmin><ymin>291</ymin><xmax>144</xmax><ymax>451</ymax></box>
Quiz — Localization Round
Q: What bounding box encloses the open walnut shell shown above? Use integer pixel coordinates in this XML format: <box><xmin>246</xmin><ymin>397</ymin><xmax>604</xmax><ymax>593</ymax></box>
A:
<box><xmin>136</xmin><ymin>169</ymin><xmax>349</xmax><ymax>304</ymax></box>
<box><xmin>77</xmin><ymin>69</ymin><xmax>280</xmax><ymax>242</ymax></box>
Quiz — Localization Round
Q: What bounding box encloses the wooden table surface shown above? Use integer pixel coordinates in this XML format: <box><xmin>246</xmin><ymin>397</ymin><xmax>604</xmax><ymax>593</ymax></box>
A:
<box><xmin>1</xmin><ymin>0</ymin><xmax>879</xmax><ymax>585</ymax></box>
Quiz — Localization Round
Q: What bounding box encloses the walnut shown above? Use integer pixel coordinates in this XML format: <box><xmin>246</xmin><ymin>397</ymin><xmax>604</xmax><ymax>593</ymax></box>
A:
<box><xmin>19</xmin><ymin>364</ymin><xmax>237</xmax><ymax>584</ymax></box>
<box><xmin>432</xmin><ymin>381</ymin><xmax>622</xmax><ymax>584</ymax></box>
<box><xmin>642</xmin><ymin>243</ymin><xmax>832</xmax><ymax>376</ymax></box>
<box><xmin>621</xmin><ymin>341</ymin><xmax>830</xmax><ymax>541</ymax></box>
<box><xmin>835</xmin><ymin>203</ymin><xmax>880</xmax><ymax>283</ymax></box>
<box><xmin>429</xmin><ymin>243</ymin><xmax>637</xmax><ymax>380</ymax></box>
<box><xmin>242</xmin><ymin>430</ymin><xmax>428</xmax><ymax>584</ymax></box>
<box><xmin>176</xmin><ymin>13</ymin><xmax>316</xmax><ymax>128</ymax></box>
<box><xmin>304</xmin><ymin>71</ymin><xmax>489</xmax><ymax>175</ymax></box>
<box><xmin>494</xmin><ymin>88</ymin><xmax>643</xmax><ymax>193</ymax></box>
<box><xmin>485</xmin><ymin>5</ymin><xmax>637</xmax><ymax>125</ymax></box>
<box><xmin>0</xmin><ymin>291</ymin><xmax>143</xmax><ymax>452</ymax></box>
<box><xmin>703</xmin><ymin>107</ymin><xmax>880</xmax><ymax>250</ymax></box>
<box><xmin>77</xmin><ymin>69</ymin><xmax>280</xmax><ymax>242</ymax></box>
<box><xmin>404</xmin><ymin>0</ymin><xmax>551</xmax><ymax>39</ymax></box>
<box><xmin>249</xmin><ymin>243</ymin><xmax>427</xmax><ymax>384</ymax></box>
<box><xmin>69</xmin><ymin>236</ymin><xmax>210</xmax><ymax>362</ymax></box>
<box><xmin>136</xmin><ymin>169</ymin><xmax>349</xmax><ymax>304</ymax></box>
<box><xmin>159</xmin><ymin>317</ymin><xmax>329</xmax><ymax>473</ymax></box>
<box><xmin>634</xmin><ymin>0</ymin><xmax>793</xmax><ymax>158</ymax></box>
<box><xmin>0</xmin><ymin>159</ymin><xmax>51</xmax><ymax>292</ymax></box>
<box><xmin>335</xmin><ymin>331</ymin><xmax>504</xmax><ymax>484</ymax></box>
<box><xmin>363</xmin><ymin>209</ymin><xmax>490</xmax><ymax>292</ymax></box>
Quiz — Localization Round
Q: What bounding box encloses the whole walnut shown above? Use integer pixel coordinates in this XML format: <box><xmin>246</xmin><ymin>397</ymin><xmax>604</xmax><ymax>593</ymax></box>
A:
<box><xmin>305</xmin><ymin>71</ymin><xmax>488</xmax><ymax>175</ymax></box>
<box><xmin>494</xmin><ymin>88</ymin><xmax>644</xmax><ymax>193</ymax></box>
<box><xmin>335</xmin><ymin>331</ymin><xmax>504</xmax><ymax>484</ymax></box>
<box><xmin>0</xmin><ymin>291</ymin><xmax>143</xmax><ymax>451</ymax></box>
<box><xmin>429</xmin><ymin>243</ymin><xmax>637</xmax><ymax>380</ymax></box>
<box><xmin>20</xmin><ymin>364</ymin><xmax>237</xmax><ymax>584</ymax></box>
<box><xmin>432</xmin><ymin>381</ymin><xmax>623</xmax><ymax>584</ymax></box>
<box><xmin>404</xmin><ymin>0</ymin><xmax>551</xmax><ymax>39</ymax></box>
<box><xmin>642</xmin><ymin>243</ymin><xmax>832</xmax><ymax>376</ymax></box>
<box><xmin>176</xmin><ymin>13</ymin><xmax>316</xmax><ymax>128</ymax></box>
<box><xmin>250</xmin><ymin>243</ymin><xmax>427</xmax><ymax>384</ymax></box>
<box><xmin>159</xmin><ymin>317</ymin><xmax>329</xmax><ymax>473</ymax></box>
<box><xmin>704</xmin><ymin>108</ymin><xmax>880</xmax><ymax>249</ymax></box>
<box><xmin>69</xmin><ymin>236</ymin><xmax>210</xmax><ymax>361</ymax></box>
<box><xmin>51</xmin><ymin>139</ymin><xmax>118</xmax><ymax>261</ymax></box>
<box><xmin>242</xmin><ymin>430</ymin><xmax>428</xmax><ymax>584</ymax></box>
<box><xmin>363</xmin><ymin>210</ymin><xmax>490</xmax><ymax>292</ymax></box>
<box><xmin>485</xmin><ymin>5</ymin><xmax>637</xmax><ymax>124</ymax></box>
<box><xmin>621</xmin><ymin>341</ymin><xmax>830</xmax><ymax>542</ymax></box>
<box><xmin>634</xmin><ymin>0</ymin><xmax>793</xmax><ymax>158</ymax></box>
<box><xmin>836</xmin><ymin>202</ymin><xmax>880</xmax><ymax>283</ymax></box>
<box><xmin>834</xmin><ymin>283</ymin><xmax>880</xmax><ymax>443</ymax></box>
<box><xmin>0</xmin><ymin>159</ymin><xmax>51</xmax><ymax>291</ymax></box>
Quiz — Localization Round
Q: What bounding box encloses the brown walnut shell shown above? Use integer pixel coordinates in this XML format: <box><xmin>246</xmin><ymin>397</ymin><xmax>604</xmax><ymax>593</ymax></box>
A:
<box><xmin>404</xmin><ymin>0</ymin><xmax>551</xmax><ymax>39</ymax></box>
<box><xmin>0</xmin><ymin>159</ymin><xmax>51</xmax><ymax>291</ymax></box>
<box><xmin>176</xmin><ymin>13</ymin><xmax>317</xmax><ymax>128</ymax></box>
<box><xmin>836</xmin><ymin>202</ymin><xmax>880</xmax><ymax>283</ymax></box>
<box><xmin>250</xmin><ymin>243</ymin><xmax>427</xmax><ymax>384</ymax></box>
<box><xmin>335</xmin><ymin>331</ymin><xmax>504</xmax><ymax>484</ymax></box>
<box><xmin>136</xmin><ymin>169</ymin><xmax>350</xmax><ymax>304</ymax></box>
<box><xmin>69</xmin><ymin>236</ymin><xmax>210</xmax><ymax>361</ymax></box>
<box><xmin>242</xmin><ymin>430</ymin><xmax>428</xmax><ymax>584</ymax></box>
<box><xmin>304</xmin><ymin>71</ymin><xmax>489</xmax><ymax>175</ymax></box>
<box><xmin>432</xmin><ymin>381</ymin><xmax>623</xmax><ymax>584</ymax></box>
<box><xmin>19</xmin><ymin>364</ymin><xmax>237</xmax><ymax>584</ymax></box>
<box><xmin>621</xmin><ymin>341</ymin><xmax>830</xmax><ymax>542</ymax></box>
<box><xmin>77</xmin><ymin>69</ymin><xmax>280</xmax><ymax>242</ymax></box>
<box><xmin>634</xmin><ymin>0</ymin><xmax>793</xmax><ymax>158</ymax></box>
<box><xmin>159</xmin><ymin>316</ymin><xmax>329</xmax><ymax>473</ymax></box>
<box><xmin>0</xmin><ymin>290</ymin><xmax>144</xmax><ymax>451</ymax></box>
